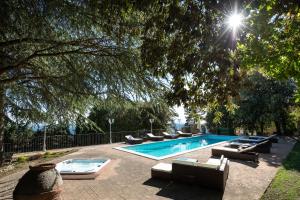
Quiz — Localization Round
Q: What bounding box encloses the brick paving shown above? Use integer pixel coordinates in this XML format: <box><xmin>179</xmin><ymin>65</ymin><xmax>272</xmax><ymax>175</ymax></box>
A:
<box><xmin>0</xmin><ymin>137</ymin><xmax>296</xmax><ymax>200</ymax></box>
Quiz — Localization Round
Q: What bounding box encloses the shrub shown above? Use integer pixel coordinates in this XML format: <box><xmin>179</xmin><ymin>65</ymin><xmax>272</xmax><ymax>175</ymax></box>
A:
<box><xmin>43</xmin><ymin>151</ymin><xmax>56</xmax><ymax>158</ymax></box>
<box><xmin>16</xmin><ymin>156</ymin><xmax>28</xmax><ymax>163</ymax></box>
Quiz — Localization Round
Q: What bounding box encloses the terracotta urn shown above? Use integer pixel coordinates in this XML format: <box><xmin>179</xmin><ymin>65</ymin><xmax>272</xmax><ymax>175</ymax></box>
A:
<box><xmin>13</xmin><ymin>163</ymin><xmax>63</xmax><ymax>200</ymax></box>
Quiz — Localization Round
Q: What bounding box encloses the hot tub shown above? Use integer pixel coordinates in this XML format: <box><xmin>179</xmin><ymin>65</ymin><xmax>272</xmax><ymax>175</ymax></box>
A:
<box><xmin>55</xmin><ymin>158</ymin><xmax>110</xmax><ymax>179</ymax></box>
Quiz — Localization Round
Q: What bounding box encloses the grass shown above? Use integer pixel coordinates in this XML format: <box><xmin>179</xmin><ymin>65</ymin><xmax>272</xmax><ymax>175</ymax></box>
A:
<box><xmin>261</xmin><ymin>142</ymin><xmax>300</xmax><ymax>200</ymax></box>
<box><xmin>0</xmin><ymin>149</ymin><xmax>77</xmax><ymax>179</ymax></box>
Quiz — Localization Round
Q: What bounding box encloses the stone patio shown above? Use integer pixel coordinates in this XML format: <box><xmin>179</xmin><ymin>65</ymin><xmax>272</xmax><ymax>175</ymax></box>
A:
<box><xmin>0</xmin><ymin>137</ymin><xmax>296</xmax><ymax>200</ymax></box>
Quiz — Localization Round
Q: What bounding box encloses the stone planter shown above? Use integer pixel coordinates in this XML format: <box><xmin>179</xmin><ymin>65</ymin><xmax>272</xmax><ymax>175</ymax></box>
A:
<box><xmin>13</xmin><ymin>163</ymin><xmax>63</xmax><ymax>200</ymax></box>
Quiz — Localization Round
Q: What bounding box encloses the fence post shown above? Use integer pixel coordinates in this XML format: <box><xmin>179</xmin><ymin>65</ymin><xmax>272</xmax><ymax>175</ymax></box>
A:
<box><xmin>43</xmin><ymin>127</ymin><xmax>47</xmax><ymax>152</ymax></box>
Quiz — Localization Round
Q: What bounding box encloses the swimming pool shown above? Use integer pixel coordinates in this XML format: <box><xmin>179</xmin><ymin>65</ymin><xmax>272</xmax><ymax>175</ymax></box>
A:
<box><xmin>115</xmin><ymin>134</ymin><xmax>239</xmax><ymax>160</ymax></box>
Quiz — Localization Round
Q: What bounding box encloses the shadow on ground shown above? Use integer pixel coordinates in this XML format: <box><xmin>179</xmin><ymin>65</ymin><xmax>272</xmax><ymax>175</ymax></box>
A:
<box><xmin>259</xmin><ymin>153</ymin><xmax>282</xmax><ymax>167</ymax></box>
<box><xmin>282</xmin><ymin>141</ymin><xmax>300</xmax><ymax>172</ymax></box>
<box><xmin>143</xmin><ymin>178</ymin><xmax>223</xmax><ymax>200</ymax></box>
<box><xmin>0</xmin><ymin>179</ymin><xmax>17</xmax><ymax>200</ymax></box>
<box><xmin>259</xmin><ymin>137</ymin><xmax>297</xmax><ymax>168</ymax></box>
<box><xmin>229</xmin><ymin>159</ymin><xmax>259</xmax><ymax>168</ymax></box>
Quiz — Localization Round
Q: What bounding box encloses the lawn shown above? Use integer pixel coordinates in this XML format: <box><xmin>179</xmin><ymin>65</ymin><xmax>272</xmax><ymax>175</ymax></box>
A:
<box><xmin>261</xmin><ymin>141</ymin><xmax>300</xmax><ymax>200</ymax></box>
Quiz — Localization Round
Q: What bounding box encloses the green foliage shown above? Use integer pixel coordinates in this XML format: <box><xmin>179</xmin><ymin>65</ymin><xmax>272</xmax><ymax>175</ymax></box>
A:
<box><xmin>206</xmin><ymin>105</ymin><xmax>235</xmax><ymax>131</ymax></box>
<box><xmin>261</xmin><ymin>142</ymin><xmax>300</xmax><ymax>200</ymax></box>
<box><xmin>0</xmin><ymin>0</ymin><xmax>164</xmax><ymax>127</ymax></box>
<box><xmin>206</xmin><ymin>72</ymin><xmax>296</xmax><ymax>134</ymax></box>
<box><xmin>0</xmin><ymin>0</ymin><xmax>167</xmax><ymax>149</ymax></box>
<box><xmin>141</xmin><ymin>1</ymin><xmax>248</xmax><ymax>107</ymax></box>
<box><xmin>283</xmin><ymin>142</ymin><xmax>300</xmax><ymax>171</ymax></box>
<box><xmin>3</xmin><ymin>116</ymin><xmax>34</xmax><ymax>143</ymax></box>
<box><xmin>15</xmin><ymin>151</ymin><xmax>68</xmax><ymax>164</ymax></box>
<box><xmin>290</xmin><ymin>107</ymin><xmax>300</xmax><ymax>133</ymax></box>
<box><xmin>43</xmin><ymin>151</ymin><xmax>64</xmax><ymax>158</ymax></box>
<box><xmin>76</xmin><ymin>100</ymin><xmax>175</xmax><ymax>133</ymax></box>
<box><xmin>16</xmin><ymin>156</ymin><xmax>28</xmax><ymax>163</ymax></box>
<box><xmin>184</xmin><ymin>106</ymin><xmax>203</xmax><ymax>126</ymax></box>
<box><xmin>236</xmin><ymin>72</ymin><xmax>296</xmax><ymax>134</ymax></box>
<box><xmin>34</xmin><ymin>123</ymin><xmax>72</xmax><ymax>136</ymax></box>
<box><xmin>239</xmin><ymin>1</ymin><xmax>300</xmax><ymax>101</ymax></box>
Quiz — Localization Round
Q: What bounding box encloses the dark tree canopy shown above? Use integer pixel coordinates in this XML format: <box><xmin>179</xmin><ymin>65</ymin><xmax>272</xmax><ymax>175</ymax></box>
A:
<box><xmin>0</xmin><ymin>0</ymin><xmax>165</xmax><ymax>150</ymax></box>
<box><xmin>239</xmin><ymin>1</ymin><xmax>300</xmax><ymax>100</ymax></box>
<box><xmin>206</xmin><ymin>72</ymin><xmax>296</xmax><ymax>134</ymax></box>
<box><xmin>76</xmin><ymin>100</ymin><xmax>175</xmax><ymax>133</ymax></box>
<box><xmin>0</xmin><ymin>0</ymin><xmax>163</xmax><ymax>122</ymax></box>
<box><xmin>141</xmin><ymin>0</ymin><xmax>250</xmax><ymax>106</ymax></box>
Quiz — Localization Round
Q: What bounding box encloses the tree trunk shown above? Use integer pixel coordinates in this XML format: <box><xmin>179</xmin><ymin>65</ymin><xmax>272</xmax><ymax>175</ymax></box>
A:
<box><xmin>275</xmin><ymin>121</ymin><xmax>282</xmax><ymax>135</ymax></box>
<box><xmin>260</xmin><ymin>122</ymin><xmax>264</xmax><ymax>135</ymax></box>
<box><xmin>281</xmin><ymin>116</ymin><xmax>287</xmax><ymax>135</ymax></box>
<box><xmin>0</xmin><ymin>85</ymin><xmax>4</xmax><ymax>152</ymax></box>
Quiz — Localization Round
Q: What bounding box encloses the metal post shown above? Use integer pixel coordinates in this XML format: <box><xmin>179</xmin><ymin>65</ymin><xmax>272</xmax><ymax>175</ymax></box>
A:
<box><xmin>109</xmin><ymin>123</ymin><xmax>112</xmax><ymax>144</ymax></box>
<box><xmin>108</xmin><ymin>118</ymin><xmax>114</xmax><ymax>144</ymax></box>
<box><xmin>149</xmin><ymin>119</ymin><xmax>154</xmax><ymax>133</ymax></box>
<box><xmin>43</xmin><ymin>126</ymin><xmax>47</xmax><ymax>152</ymax></box>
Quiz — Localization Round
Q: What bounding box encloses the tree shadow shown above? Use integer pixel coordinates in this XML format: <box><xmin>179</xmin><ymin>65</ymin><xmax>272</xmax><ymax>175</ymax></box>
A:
<box><xmin>259</xmin><ymin>153</ymin><xmax>282</xmax><ymax>167</ymax></box>
<box><xmin>0</xmin><ymin>179</ymin><xmax>17</xmax><ymax>200</ymax></box>
<box><xmin>143</xmin><ymin>178</ymin><xmax>223</xmax><ymax>200</ymax></box>
<box><xmin>229</xmin><ymin>159</ymin><xmax>259</xmax><ymax>168</ymax></box>
<box><xmin>259</xmin><ymin>138</ymin><xmax>298</xmax><ymax>169</ymax></box>
<box><xmin>281</xmin><ymin>142</ymin><xmax>300</xmax><ymax>172</ymax></box>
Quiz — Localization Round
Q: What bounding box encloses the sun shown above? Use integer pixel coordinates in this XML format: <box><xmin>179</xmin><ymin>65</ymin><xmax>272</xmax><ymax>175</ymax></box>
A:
<box><xmin>227</xmin><ymin>13</ymin><xmax>243</xmax><ymax>32</ymax></box>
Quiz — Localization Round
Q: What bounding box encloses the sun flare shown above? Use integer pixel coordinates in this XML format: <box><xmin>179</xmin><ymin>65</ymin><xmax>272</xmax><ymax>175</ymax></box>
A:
<box><xmin>228</xmin><ymin>13</ymin><xmax>243</xmax><ymax>30</ymax></box>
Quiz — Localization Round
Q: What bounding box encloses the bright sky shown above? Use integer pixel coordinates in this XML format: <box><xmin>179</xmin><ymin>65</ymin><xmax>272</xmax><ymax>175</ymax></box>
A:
<box><xmin>173</xmin><ymin>105</ymin><xmax>186</xmax><ymax>124</ymax></box>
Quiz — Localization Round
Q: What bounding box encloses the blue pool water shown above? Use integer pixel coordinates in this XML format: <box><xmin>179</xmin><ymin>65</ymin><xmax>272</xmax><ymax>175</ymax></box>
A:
<box><xmin>118</xmin><ymin>134</ymin><xmax>238</xmax><ymax>159</ymax></box>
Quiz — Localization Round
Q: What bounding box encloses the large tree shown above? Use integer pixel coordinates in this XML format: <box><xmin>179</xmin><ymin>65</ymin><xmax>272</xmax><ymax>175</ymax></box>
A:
<box><xmin>206</xmin><ymin>72</ymin><xmax>296</xmax><ymax>135</ymax></box>
<box><xmin>0</xmin><ymin>0</ymin><xmax>253</xmax><ymax>149</ymax></box>
<box><xmin>238</xmin><ymin>1</ymin><xmax>300</xmax><ymax>100</ymax></box>
<box><xmin>0</xmin><ymin>1</ymin><xmax>164</xmax><ymax>151</ymax></box>
<box><xmin>77</xmin><ymin>100</ymin><xmax>175</xmax><ymax>133</ymax></box>
<box><xmin>141</xmin><ymin>0</ymin><xmax>250</xmax><ymax>107</ymax></box>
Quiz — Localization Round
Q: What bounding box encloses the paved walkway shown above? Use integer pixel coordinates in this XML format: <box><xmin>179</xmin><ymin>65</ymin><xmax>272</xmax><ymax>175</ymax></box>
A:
<box><xmin>0</xmin><ymin>137</ymin><xmax>296</xmax><ymax>200</ymax></box>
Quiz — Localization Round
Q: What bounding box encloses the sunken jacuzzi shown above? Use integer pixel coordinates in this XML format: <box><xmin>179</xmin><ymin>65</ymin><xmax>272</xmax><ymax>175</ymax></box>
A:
<box><xmin>55</xmin><ymin>158</ymin><xmax>110</xmax><ymax>180</ymax></box>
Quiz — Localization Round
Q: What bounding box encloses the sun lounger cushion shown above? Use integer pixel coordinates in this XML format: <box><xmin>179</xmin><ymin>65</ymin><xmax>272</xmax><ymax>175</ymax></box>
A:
<box><xmin>206</xmin><ymin>158</ymin><xmax>221</xmax><ymax>166</ymax></box>
<box><xmin>213</xmin><ymin>146</ymin><xmax>239</xmax><ymax>152</ymax></box>
<box><xmin>204</xmin><ymin>155</ymin><xmax>225</xmax><ymax>170</ymax></box>
<box><xmin>172</xmin><ymin>158</ymin><xmax>198</xmax><ymax>166</ymax></box>
<box><xmin>151</xmin><ymin>163</ymin><xmax>172</xmax><ymax>179</ymax></box>
<box><xmin>197</xmin><ymin>163</ymin><xmax>219</xmax><ymax>170</ymax></box>
<box><xmin>173</xmin><ymin>158</ymin><xmax>221</xmax><ymax>170</ymax></box>
<box><xmin>152</xmin><ymin>163</ymin><xmax>172</xmax><ymax>173</ymax></box>
<box><xmin>175</xmin><ymin>157</ymin><xmax>198</xmax><ymax>163</ymax></box>
<box><xmin>125</xmin><ymin>135</ymin><xmax>134</xmax><ymax>140</ymax></box>
<box><xmin>147</xmin><ymin>133</ymin><xmax>163</xmax><ymax>138</ymax></box>
<box><xmin>219</xmin><ymin>158</ymin><xmax>228</xmax><ymax>171</ymax></box>
<box><xmin>147</xmin><ymin>133</ymin><xmax>155</xmax><ymax>137</ymax></box>
<box><xmin>220</xmin><ymin>155</ymin><xmax>224</xmax><ymax>163</ymax></box>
